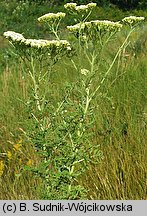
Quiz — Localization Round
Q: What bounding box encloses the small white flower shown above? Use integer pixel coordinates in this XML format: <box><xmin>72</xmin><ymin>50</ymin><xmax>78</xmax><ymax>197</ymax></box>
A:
<box><xmin>81</xmin><ymin>35</ymin><xmax>87</xmax><ymax>41</ymax></box>
<box><xmin>81</xmin><ymin>68</ymin><xmax>89</xmax><ymax>76</ymax></box>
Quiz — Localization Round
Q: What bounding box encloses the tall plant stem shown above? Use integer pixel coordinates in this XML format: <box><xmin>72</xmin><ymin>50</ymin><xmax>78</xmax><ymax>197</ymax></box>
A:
<box><xmin>90</xmin><ymin>28</ymin><xmax>134</xmax><ymax>100</ymax></box>
<box><xmin>30</xmin><ymin>55</ymin><xmax>42</xmax><ymax>112</ymax></box>
<box><xmin>84</xmin><ymin>51</ymin><xmax>96</xmax><ymax>116</ymax></box>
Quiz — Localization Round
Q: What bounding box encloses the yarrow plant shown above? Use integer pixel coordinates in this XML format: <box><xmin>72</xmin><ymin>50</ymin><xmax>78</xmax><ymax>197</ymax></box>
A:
<box><xmin>4</xmin><ymin>31</ymin><xmax>71</xmax><ymax>64</ymax></box>
<box><xmin>38</xmin><ymin>12</ymin><xmax>66</xmax><ymax>23</ymax></box>
<box><xmin>4</xmin><ymin>31</ymin><xmax>71</xmax><ymax>50</ymax></box>
<box><xmin>64</xmin><ymin>2</ymin><xmax>96</xmax><ymax>13</ymax></box>
<box><xmin>23</xmin><ymin>38</ymin><xmax>71</xmax><ymax>49</ymax></box>
<box><xmin>64</xmin><ymin>2</ymin><xmax>96</xmax><ymax>21</ymax></box>
<box><xmin>38</xmin><ymin>12</ymin><xmax>66</xmax><ymax>40</ymax></box>
<box><xmin>3</xmin><ymin>31</ymin><xmax>25</xmax><ymax>42</ymax></box>
<box><xmin>122</xmin><ymin>16</ymin><xmax>145</xmax><ymax>27</ymax></box>
<box><xmin>3</xmin><ymin>2</ymin><xmax>145</xmax><ymax>199</ymax></box>
<box><xmin>67</xmin><ymin>20</ymin><xmax>123</xmax><ymax>45</ymax></box>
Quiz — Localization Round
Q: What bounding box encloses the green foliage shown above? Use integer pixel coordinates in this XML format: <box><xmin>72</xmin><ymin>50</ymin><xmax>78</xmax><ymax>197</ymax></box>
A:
<box><xmin>110</xmin><ymin>0</ymin><xmax>147</xmax><ymax>9</ymax></box>
<box><xmin>36</xmin><ymin>0</ymin><xmax>147</xmax><ymax>9</ymax></box>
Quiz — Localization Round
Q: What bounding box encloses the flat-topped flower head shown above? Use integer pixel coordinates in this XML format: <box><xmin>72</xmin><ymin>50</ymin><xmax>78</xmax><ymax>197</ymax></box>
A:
<box><xmin>3</xmin><ymin>31</ymin><xmax>71</xmax><ymax>58</ymax></box>
<box><xmin>56</xmin><ymin>40</ymin><xmax>72</xmax><ymax>51</ymax></box>
<box><xmin>64</xmin><ymin>2</ymin><xmax>96</xmax><ymax>15</ymax></box>
<box><xmin>87</xmin><ymin>3</ymin><xmax>97</xmax><ymax>9</ymax></box>
<box><xmin>67</xmin><ymin>20</ymin><xmax>122</xmax><ymax>41</ymax></box>
<box><xmin>90</xmin><ymin>20</ymin><xmax>123</xmax><ymax>32</ymax></box>
<box><xmin>38</xmin><ymin>12</ymin><xmax>66</xmax><ymax>24</ymax></box>
<box><xmin>76</xmin><ymin>5</ymin><xmax>89</xmax><ymax>13</ymax></box>
<box><xmin>122</xmin><ymin>16</ymin><xmax>145</xmax><ymax>26</ymax></box>
<box><xmin>67</xmin><ymin>23</ymin><xmax>85</xmax><ymax>33</ymax></box>
<box><xmin>23</xmin><ymin>39</ymin><xmax>52</xmax><ymax>49</ymax></box>
<box><xmin>64</xmin><ymin>3</ymin><xmax>77</xmax><ymax>11</ymax></box>
<box><xmin>3</xmin><ymin>31</ymin><xmax>25</xmax><ymax>42</ymax></box>
<box><xmin>23</xmin><ymin>39</ymin><xmax>71</xmax><ymax>51</ymax></box>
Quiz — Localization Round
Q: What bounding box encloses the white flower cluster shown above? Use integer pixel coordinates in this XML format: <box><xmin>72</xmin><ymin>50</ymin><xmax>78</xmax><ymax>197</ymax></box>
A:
<box><xmin>3</xmin><ymin>31</ymin><xmax>25</xmax><ymax>42</ymax></box>
<box><xmin>64</xmin><ymin>2</ymin><xmax>96</xmax><ymax>14</ymax></box>
<box><xmin>38</xmin><ymin>12</ymin><xmax>66</xmax><ymax>23</ymax></box>
<box><xmin>23</xmin><ymin>39</ymin><xmax>71</xmax><ymax>50</ymax></box>
<box><xmin>67</xmin><ymin>20</ymin><xmax>122</xmax><ymax>40</ymax></box>
<box><xmin>64</xmin><ymin>3</ymin><xmax>77</xmax><ymax>11</ymax></box>
<box><xmin>90</xmin><ymin>20</ymin><xmax>123</xmax><ymax>32</ymax></box>
<box><xmin>3</xmin><ymin>31</ymin><xmax>71</xmax><ymax>56</ymax></box>
<box><xmin>67</xmin><ymin>23</ymin><xmax>85</xmax><ymax>32</ymax></box>
<box><xmin>122</xmin><ymin>16</ymin><xmax>145</xmax><ymax>26</ymax></box>
<box><xmin>81</xmin><ymin>68</ymin><xmax>89</xmax><ymax>76</ymax></box>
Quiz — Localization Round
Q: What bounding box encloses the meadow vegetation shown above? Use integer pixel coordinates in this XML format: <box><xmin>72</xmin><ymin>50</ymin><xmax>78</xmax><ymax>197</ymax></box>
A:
<box><xmin>0</xmin><ymin>0</ymin><xmax>146</xmax><ymax>199</ymax></box>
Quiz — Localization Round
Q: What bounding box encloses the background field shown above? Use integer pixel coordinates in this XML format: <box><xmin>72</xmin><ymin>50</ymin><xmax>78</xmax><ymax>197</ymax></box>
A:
<box><xmin>0</xmin><ymin>0</ymin><xmax>146</xmax><ymax>199</ymax></box>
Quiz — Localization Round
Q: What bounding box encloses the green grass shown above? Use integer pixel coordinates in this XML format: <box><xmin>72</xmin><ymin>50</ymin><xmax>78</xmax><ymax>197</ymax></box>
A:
<box><xmin>0</xmin><ymin>0</ymin><xmax>147</xmax><ymax>199</ymax></box>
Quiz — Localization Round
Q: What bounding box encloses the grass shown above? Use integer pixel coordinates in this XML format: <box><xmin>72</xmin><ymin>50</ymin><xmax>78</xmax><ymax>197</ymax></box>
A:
<box><xmin>0</xmin><ymin>1</ymin><xmax>147</xmax><ymax>199</ymax></box>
